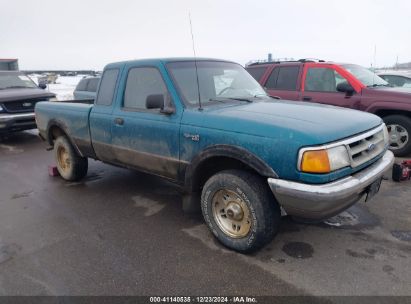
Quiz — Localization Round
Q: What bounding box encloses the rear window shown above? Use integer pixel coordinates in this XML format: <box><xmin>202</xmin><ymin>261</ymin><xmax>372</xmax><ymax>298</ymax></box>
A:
<box><xmin>86</xmin><ymin>78</ymin><xmax>99</xmax><ymax>92</ymax></box>
<box><xmin>266</xmin><ymin>66</ymin><xmax>299</xmax><ymax>90</ymax></box>
<box><xmin>246</xmin><ymin>67</ymin><xmax>267</xmax><ymax>81</ymax></box>
<box><xmin>75</xmin><ymin>78</ymin><xmax>88</xmax><ymax>91</ymax></box>
<box><xmin>95</xmin><ymin>69</ymin><xmax>119</xmax><ymax>106</ymax></box>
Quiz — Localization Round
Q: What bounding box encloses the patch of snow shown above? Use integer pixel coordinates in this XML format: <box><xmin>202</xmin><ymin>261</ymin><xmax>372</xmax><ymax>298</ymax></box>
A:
<box><xmin>28</xmin><ymin>74</ymin><xmax>86</xmax><ymax>101</ymax></box>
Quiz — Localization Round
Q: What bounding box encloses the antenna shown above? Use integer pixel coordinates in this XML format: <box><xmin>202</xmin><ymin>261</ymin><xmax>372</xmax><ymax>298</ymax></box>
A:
<box><xmin>189</xmin><ymin>12</ymin><xmax>202</xmax><ymax>110</ymax></box>
<box><xmin>372</xmin><ymin>45</ymin><xmax>377</xmax><ymax>86</ymax></box>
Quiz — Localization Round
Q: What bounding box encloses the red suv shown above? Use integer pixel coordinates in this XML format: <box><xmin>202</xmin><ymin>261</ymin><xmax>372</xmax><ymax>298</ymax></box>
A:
<box><xmin>246</xmin><ymin>60</ymin><xmax>411</xmax><ymax>156</ymax></box>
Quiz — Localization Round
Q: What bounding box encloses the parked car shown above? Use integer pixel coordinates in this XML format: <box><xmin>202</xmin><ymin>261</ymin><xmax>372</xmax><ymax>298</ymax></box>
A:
<box><xmin>73</xmin><ymin>77</ymin><xmax>100</xmax><ymax>100</ymax></box>
<box><xmin>246</xmin><ymin>59</ymin><xmax>411</xmax><ymax>156</ymax></box>
<box><xmin>378</xmin><ymin>72</ymin><xmax>411</xmax><ymax>88</ymax></box>
<box><xmin>0</xmin><ymin>71</ymin><xmax>55</xmax><ymax>134</ymax></box>
<box><xmin>35</xmin><ymin>58</ymin><xmax>394</xmax><ymax>252</ymax></box>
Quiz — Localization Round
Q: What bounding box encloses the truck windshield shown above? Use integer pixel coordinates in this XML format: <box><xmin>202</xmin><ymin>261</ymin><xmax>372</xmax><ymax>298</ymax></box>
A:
<box><xmin>0</xmin><ymin>72</ymin><xmax>38</xmax><ymax>90</ymax></box>
<box><xmin>167</xmin><ymin>61</ymin><xmax>267</xmax><ymax>107</ymax></box>
<box><xmin>342</xmin><ymin>64</ymin><xmax>389</xmax><ymax>87</ymax></box>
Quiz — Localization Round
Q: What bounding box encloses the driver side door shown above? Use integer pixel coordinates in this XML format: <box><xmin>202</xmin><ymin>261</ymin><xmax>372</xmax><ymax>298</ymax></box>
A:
<box><xmin>110</xmin><ymin>65</ymin><xmax>182</xmax><ymax>180</ymax></box>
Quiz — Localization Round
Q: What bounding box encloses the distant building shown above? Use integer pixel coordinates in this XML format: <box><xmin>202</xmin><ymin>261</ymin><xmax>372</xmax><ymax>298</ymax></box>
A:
<box><xmin>0</xmin><ymin>58</ymin><xmax>19</xmax><ymax>71</ymax></box>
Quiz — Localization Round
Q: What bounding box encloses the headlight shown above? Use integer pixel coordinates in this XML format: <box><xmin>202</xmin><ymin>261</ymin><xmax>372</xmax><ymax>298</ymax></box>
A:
<box><xmin>0</xmin><ymin>105</ymin><xmax>3</xmax><ymax>112</ymax></box>
<box><xmin>299</xmin><ymin>145</ymin><xmax>350</xmax><ymax>173</ymax></box>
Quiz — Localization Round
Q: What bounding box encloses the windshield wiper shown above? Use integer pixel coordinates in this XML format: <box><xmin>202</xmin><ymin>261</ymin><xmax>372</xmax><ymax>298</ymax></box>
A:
<box><xmin>209</xmin><ymin>97</ymin><xmax>253</xmax><ymax>103</ymax></box>
<box><xmin>368</xmin><ymin>84</ymin><xmax>391</xmax><ymax>88</ymax></box>
<box><xmin>227</xmin><ymin>97</ymin><xmax>254</xmax><ymax>103</ymax></box>
<box><xmin>209</xmin><ymin>98</ymin><xmax>227</xmax><ymax>103</ymax></box>
<box><xmin>3</xmin><ymin>86</ymin><xmax>33</xmax><ymax>89</ymax></box>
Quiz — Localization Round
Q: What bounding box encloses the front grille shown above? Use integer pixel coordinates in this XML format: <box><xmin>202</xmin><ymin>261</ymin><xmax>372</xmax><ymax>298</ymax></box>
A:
<box><xmin>2</xmin><ymin>97</ymin><xmax>46</xmax><ymax>113</ymax></box>
<box><xmin>346</xmin><ymin>126</ymin><xmax>386</xmax><ymax>168</ymax></box>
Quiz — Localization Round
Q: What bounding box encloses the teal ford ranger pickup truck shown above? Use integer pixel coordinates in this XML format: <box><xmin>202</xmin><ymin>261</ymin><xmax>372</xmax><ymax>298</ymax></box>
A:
<box><xmin>35</xmin><ymin>58</ymin><xmax>394</xmax><ymax>252</ymax></box>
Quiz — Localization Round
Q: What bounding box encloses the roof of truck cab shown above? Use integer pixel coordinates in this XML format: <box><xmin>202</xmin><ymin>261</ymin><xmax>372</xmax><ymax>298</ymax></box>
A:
<box><xmin>104</xmin><ymin>57</ymin><xmax>237</xmax><ymax>69</ymax></box>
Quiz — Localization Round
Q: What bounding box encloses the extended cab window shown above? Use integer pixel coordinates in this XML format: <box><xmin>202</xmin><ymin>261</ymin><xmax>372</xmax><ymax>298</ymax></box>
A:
<box><xmin>95</xmin><ymin>69</ymin><xmax>119</xmax><ymax>106</ymax></box>
<box><xmin>124</xmin><ymin>67</ymin><xmax>167</xmax><ymax>110</ymax></box>
<box><xmin>266</xmin><ymin>66</ymin><xmax>299</xmax><ymax>90</ymax></box>
<box><xmin>305</xmin><ymin>67</ymin><xmax>346</xmax><ymax>92</ymax></box>
<box><xmin>246</xmin><ymin>67</ymin><xmax>267</xmax><ymax>81</ymax></box>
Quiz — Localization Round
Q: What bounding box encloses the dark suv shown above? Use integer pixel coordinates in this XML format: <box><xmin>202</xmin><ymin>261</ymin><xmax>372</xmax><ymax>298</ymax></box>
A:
<box><xmin>246</xmin><ymin>60</ymin><xmax>411</xmax><ymax>156</ymax></box>
<box><xmin>0</xmin><ymin>71</ymin><xmax>55</xmax><ymax>134</ymax></box>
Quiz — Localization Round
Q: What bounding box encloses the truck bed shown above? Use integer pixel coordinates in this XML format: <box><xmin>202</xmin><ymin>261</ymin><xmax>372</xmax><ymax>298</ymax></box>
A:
<box><xmin>35</xmin><ymin>101</ymin><xmax>94</xmax><ymax>155</ymax></box>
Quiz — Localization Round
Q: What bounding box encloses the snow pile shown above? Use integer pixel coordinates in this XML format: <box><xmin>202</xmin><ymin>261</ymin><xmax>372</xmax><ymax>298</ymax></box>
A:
<box><xmin>28</xmin><ymin>74</ymin><xmax>85</xmax><ymax>101</ymax></box>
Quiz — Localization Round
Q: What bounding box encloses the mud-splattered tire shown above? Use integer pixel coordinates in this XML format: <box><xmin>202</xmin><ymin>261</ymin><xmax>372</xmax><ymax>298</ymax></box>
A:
<box><xmin>54</xmin><ymin>136</ymin><xmax>88</xmax><ymax>181</ymax></box>
<box><xmin>201</xmin><ymin>169</ymin><xmax>280</xmax><ymax>253</ymax></box>
<box><xmin>383</xmin><ymin>115</ymin><xmax>411</xmax><ymax>157</ymax></box>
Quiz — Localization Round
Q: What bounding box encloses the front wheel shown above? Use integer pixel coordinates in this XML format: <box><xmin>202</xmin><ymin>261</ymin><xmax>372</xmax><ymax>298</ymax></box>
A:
<box><xmin>54</xmin><ymin>136</ymin><xmax>88</xmax><ymax>181</ymax></box>
<box><xmin>383</xmin><ymin>115</ymin><xmax>411</xmax><ymax>156</ymax></box>
<box><xmin>201</xmin><ymin>170</ymin><xmax>280</xmax><ymax>253</ymax></box>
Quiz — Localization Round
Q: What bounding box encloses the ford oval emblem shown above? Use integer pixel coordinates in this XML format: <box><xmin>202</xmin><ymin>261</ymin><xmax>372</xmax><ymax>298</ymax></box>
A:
<box><xmin>367</xmin><ymin>143</ymin><xmax>376</xmax><ymax>152</ymax></box>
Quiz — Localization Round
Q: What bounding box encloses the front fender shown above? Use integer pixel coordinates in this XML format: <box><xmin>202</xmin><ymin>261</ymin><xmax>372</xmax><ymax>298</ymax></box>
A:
<box><xmin>184</xmin><ymin>144</ymin><xmax>278</xmax><ymax>192</ymax></box>
<box><xmin>366</xmin><ymin>102</ymin><xmax>411</xmax><ymax>114</ymax></box>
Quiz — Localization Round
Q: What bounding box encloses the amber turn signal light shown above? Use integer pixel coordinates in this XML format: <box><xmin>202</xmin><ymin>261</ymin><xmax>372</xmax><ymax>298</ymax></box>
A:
<box><xmin>300</xmin><ymin>149</ymin><xmax>331</xmax><ymax>173</ymax></box>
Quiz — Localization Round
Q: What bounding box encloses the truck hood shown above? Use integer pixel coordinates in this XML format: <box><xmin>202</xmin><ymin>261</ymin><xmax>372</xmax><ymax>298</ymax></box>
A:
<box><xmin>184</xmin><ymin>99</ymin><xmax>382</xmax><ymax>146</ymax></box>
<box><xmin>362</xmin><ymin>86</ymin><xmax>411</xmax><ymax>104</ymax></box>
<box><xmin>0</xmin><ymin>88</ymin><xmax>55</xmax><ymax>103</ymax></box>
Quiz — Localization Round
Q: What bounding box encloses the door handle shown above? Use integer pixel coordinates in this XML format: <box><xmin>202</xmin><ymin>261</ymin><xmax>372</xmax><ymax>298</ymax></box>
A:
<box><xmin>114</xmin><ymin>117</ymin><xmax>124</xmax><ymax>125</ymax></box>
<box><xmin>303</xmin><ymin>96</ymin><xmax>312</xmax><ymax>101</ymax></box>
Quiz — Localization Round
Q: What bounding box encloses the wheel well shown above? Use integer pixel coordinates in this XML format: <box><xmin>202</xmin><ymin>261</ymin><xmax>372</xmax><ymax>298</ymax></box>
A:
<box><xmin>374</xmin><ymin>109</ymin><xmax>411</xmax><ymax>120</ymax></box>
<box><xmin>48</xmin><ymin>125</ymin><xmax>66</xmax><ymax>145</ymax></box>
<box><xmin>190</xmin><ymin>156</ymin><xmax>260</xmax><ymax>193</ymax></box>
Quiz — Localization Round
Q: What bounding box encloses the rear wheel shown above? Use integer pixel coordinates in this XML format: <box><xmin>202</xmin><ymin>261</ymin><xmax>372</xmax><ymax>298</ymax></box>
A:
<box><xmin>383</xmin><ymin>115</ymin><xmax>411</xmax><ymax>156</ymax></box>
<box><xmin>54</xmin><ymin>136</ymin><xmax>88</xmax><ymax>181</ymax></box>
<box><xmin>201</xmin><ymin>169</ymin><xmax>280</xmax><ymax>253</ymax></box>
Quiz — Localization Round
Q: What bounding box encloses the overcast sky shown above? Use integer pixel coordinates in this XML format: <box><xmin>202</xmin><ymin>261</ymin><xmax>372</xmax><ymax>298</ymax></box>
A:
<box><xmin>1</xmin><ymin>0</ymin><xmax>410</xmax><ymax>70</ymax></box>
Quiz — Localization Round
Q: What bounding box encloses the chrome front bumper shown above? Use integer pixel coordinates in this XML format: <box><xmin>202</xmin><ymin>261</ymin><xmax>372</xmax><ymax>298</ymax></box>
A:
<box><xmin>0</xmin><ymin>112</ymin><xmax>36</xmax><ymax>132</ymax></box>
<box><xmin>268</xmin><ymin>150</ymin><xmax>394</xmax><ymax>220</ymax></box>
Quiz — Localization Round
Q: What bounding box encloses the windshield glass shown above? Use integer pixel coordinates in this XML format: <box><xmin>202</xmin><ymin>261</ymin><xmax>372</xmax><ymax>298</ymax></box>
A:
<box><xmin>0</xmin><ymin>72</ymin><xmax>38</xmax><ymax>89</ymax></box>
<box><xmin>167</xmin><ymin>61</ymin><xmax>267</xmax><ymax>106</ymax></box>
<box><xmin>342</xmin><ymin>64</ymin><xmax>388</xmax><ymax>87</ymax></box>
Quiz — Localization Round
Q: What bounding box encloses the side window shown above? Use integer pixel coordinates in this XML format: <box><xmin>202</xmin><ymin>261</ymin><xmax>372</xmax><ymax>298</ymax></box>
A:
<box><xmin>305</xmin><ymin>68</ymin><xmax>346</xmax><ymax>92</ymax></box>
<box><xmin>265</xmin><ymin>67</ymin><xmax>279</xmax><ymax>89</ymax></box>
<box><xmin>75</xmin><ymin>79</ymin><xmax>88</xmax><ymax>91</ymax></box>
<box><xmin>87</xmin><ymin>78</ymin><xmax>99</xmax><ymax>92</ymax></box>
<box><xmin>95</xmin><ymin>69</ymin><xmax>119</xmax><ymax>106</ymax></box>
<box><xmin>124</xmin><ymin>67</ymin><xmax>167</xmax><ymax>110</ymax></box>
<box><xmin>266</xmin><ymin>66</ymin><xmax>299</xmax><ymax>90</ymax></box>
<box><xmin>246</xmin><ymin>67</ymin><xmax>267</xmax><ymax>81</ymax></box>
<box><xmin>276</xmin><ymin>66</ymin><xmax>299</xmax><ymax>90</ymax></box>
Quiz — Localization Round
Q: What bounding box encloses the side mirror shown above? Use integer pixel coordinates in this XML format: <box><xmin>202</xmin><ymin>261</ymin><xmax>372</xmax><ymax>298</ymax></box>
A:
<box><xmin>146</xmin><ymin>94</ymin><xmax>164</xmax><ymax>109</ymax></box>
<box><xmin>336</xmin><ymin>82</ymin><xmax>355</xmax><ymax>96</ymax></box>
<box><xmin>39</xmin><ymin>83</ymin><xmax>47</xmax><ymax>89</ymax></box>
<box><xmin>146</xmin><ymin>94</ymin><xmax>175</xmax><ymax>114</ymax></box>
